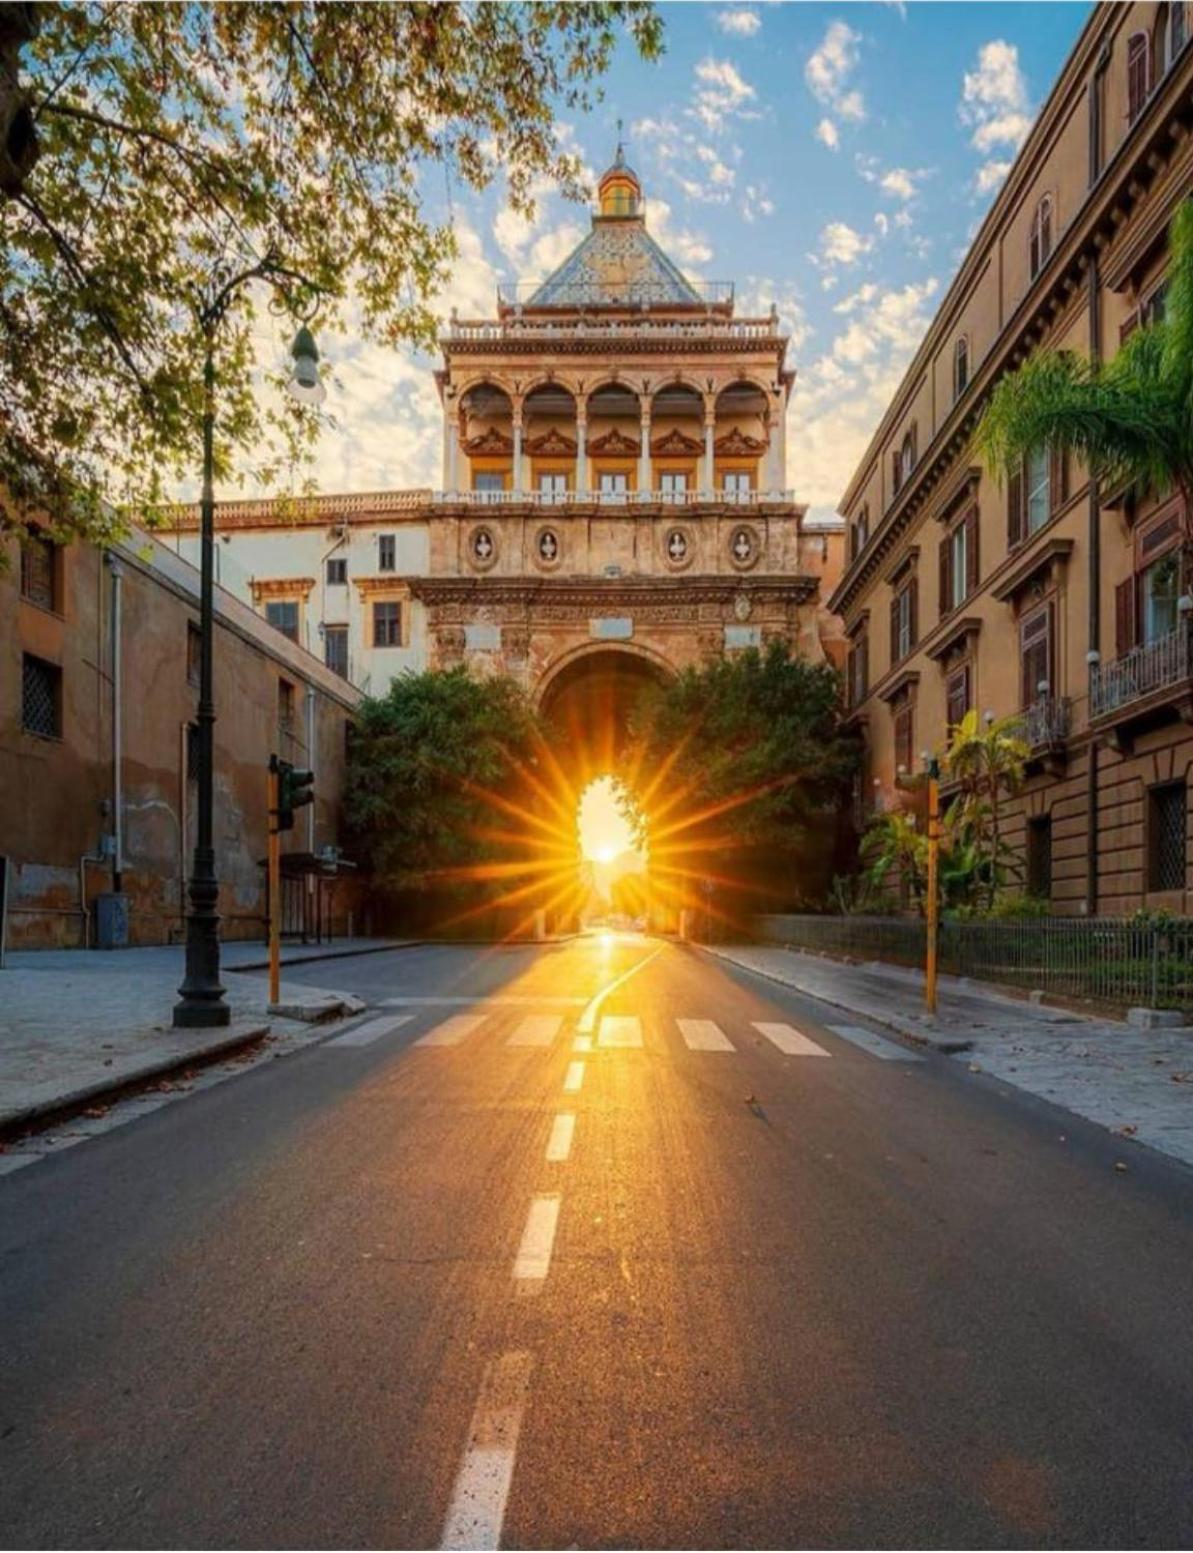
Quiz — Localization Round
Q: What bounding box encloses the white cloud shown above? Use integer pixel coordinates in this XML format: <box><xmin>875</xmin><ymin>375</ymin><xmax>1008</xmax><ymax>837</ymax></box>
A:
<box><xmin>873</xmin><ymin>211</ymin><xmax>889</xmax><ymax>237</ymax></box>
<box><xmin>880</xmin><ymin>167</ymin><xmax>917</xmax><ymax>201</ymax></box>
<box><xmin>736</xmin><ymin>277</ymin><xmax>812</xmax><ymax>353</ymax></box>
<box><xmin>960</xmin><ymin>41</ymin><xmax>1034</xmax><ymax>194</ymax></box>
<box><xmin>818</xmin><ymin>220</ymin><xmax>872</xmax><ymax>266</ymax></box>
<box><xmin>648</xmin><ymin>198</ymin><xmax>714</xmax><ymax>269</ymax></box>
<box><xmin>815</xmin><ymin>117</ymin><xmax>839</xmax><ymax>150</ymax></box>
<box><xmin>805</xmin><ymin>21</ymin><xmax>865</xmax><ymax>125</ymax></box>
<box><xmin>833</xmin><ymin>282</ymin><xmax>878</xmax><ymax>314</ymax></box>
<box><xmin>714</xmin><ymin>7</ymin><xmax>761</xmax><ymax>36</ymax></box>
<box><xmin>740</xmin><ymin>183</ymin><xmax>775</xmax><ymax>223</ymax></box>
<box><xmin>690</xmin><ymin>56</ymin><xmax>757</xmax><ymax>131</ymax></box>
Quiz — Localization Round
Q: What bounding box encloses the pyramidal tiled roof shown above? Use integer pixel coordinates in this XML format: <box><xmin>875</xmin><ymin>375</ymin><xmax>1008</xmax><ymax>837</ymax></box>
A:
<box><xmin>528</xmin><ymin>215</ymin><xmax>703</xmax><ymax>308</ymax></box>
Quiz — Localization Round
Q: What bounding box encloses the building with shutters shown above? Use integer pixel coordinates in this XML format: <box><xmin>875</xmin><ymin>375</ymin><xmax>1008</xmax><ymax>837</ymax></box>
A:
<box><xmin>834</xmin><ymin>2</ymin><xmax>1193</xmax><ymax>916</ymax></box>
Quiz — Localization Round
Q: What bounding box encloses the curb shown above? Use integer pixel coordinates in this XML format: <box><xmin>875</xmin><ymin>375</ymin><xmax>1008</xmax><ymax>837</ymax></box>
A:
<box><xmin>0</xmin><ymin>1021</ymin><xmax>271</xmax><ymax>1141</ymax></box>
<box><xmin>694</xmin><ymin>944</ymin><xmax>974</xmax><ymax>1055</ymax></box>
<box><xmin>227</xmin><ymin>940</ymin><xmax>422</xmax><ymax>972</ymax></box>
<box><xmin>267</xmin><ymin>993</ymin><xmax>366</xmax><ymax>1023</ymax></box>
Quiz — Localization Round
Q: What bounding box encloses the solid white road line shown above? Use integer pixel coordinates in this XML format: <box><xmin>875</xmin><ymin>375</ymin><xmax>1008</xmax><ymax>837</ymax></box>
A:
<box><xmin>416</xmin><ymin>1013</ymin><xmax>488</xmax><ymax>1047</ymax></box>
<box><xmin>507</xmin><ymin>1014</ymin><xmax>563</xmax><ymax>1048</ymax></box>
<box><xmin>384</xmin><ymin>996</ymin><xmax>586</xmax><ymax>1007</ymax></box>
<box><xmin>827</xmin><ymin>1023</ymin><xmax>923</xmax><ymax>1062</ymax></box>
<box><xmin>545</xmin><ymin>1113</ymin><xmax>575</xmax><ymax>1163</ymax></box>
<box><xmin>677</xmin><ymin>1018</ymin><xmax>735</xmax><ymax>1052</ymax></box>
<box><xmin>563</xmin><ymin>1060</ymin><xmax>585</xmax><ymax>1093</ymax></box>
<box><xmin>440</xmin><ymin>1350</ymin><xmax>534</xmax><ymax>1551</ymax></box>
<box><xmin>326</xmin><ymin>1014</ymin><xmax>413</xmax><ymax>1048</ymax></box>
<box><xmin>752</xmin><ymin>1021</ymin><xmax>831</xmax><ymax>1057</ymax></box>
<box><xmin>577</xmin><ymin>944</ymin><xmax>664</xmax><ymax>1032</ymax></box>
<box><xmin>598</xmin><ymin>1014</ymin><xmax>642</xmax><ymax>1048</ymax></box>
<box><xmin>513</xmin><ymin>1194</ymin><xmax>561</xmax><ymax>1282</ymax></box>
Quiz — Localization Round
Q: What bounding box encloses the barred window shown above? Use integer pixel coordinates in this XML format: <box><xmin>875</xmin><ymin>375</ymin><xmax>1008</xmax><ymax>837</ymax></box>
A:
<box><xmin>324</xmin><ymin>625</ymin><xmax>348</xmax><ymax>678</ymax></box>
<box><xmin>22</xmin><ymin>654</ymin><xmax>62</xmax><ymax>738</ymax></box>
<box><xmin>1027</xmin><ymin>816</ymin><xmax>1052</xmax><ymax>900</ymax></box>
<box><xmin>20</xmin><ymin>531</ymin><xmax>57</xmax><ymax>611</ymax></box>
<box><xmin>1148</xmin><ymin>781</ymin><xmax>1187</xmax><ymax>892</ymax></box>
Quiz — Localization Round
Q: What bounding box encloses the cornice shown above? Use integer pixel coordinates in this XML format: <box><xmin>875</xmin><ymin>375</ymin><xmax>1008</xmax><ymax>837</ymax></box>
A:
<box><xmin>406</xmin><ymin>572</ymin><xmax>819</xmax><ymax>607</ymax></box>
<box><xmin>876</xmin><ymin>668</ymin><xmax>921</xmax><ymax>705</ymax></box>
<box><xmin>249</xmin><ymin>576</ymin><xmax>315</xmax><ymax>601</ymax></box>
<box><xmin>990</xmin><ymin>536</ymin><xmax>1075</xmax><ymax>602</ymax></box>
<box><xmin>926</xmin><ymin>615</ymin><xmax>983</xmax><ymax>663</ymax></box>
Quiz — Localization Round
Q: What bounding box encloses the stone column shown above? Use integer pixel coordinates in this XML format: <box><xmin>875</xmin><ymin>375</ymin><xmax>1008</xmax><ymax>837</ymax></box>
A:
<box><xmin>638</xmin><ymin>399</ymin><xmax>652</xmax><ymax>493</ymax></box>
<box><xmin>704</xmin><ymin>409</ymin><xmax>716</xmax><ymax>495</ymax></box>
<box><xmin>447</xmin><ymin>411</ymin><xmax>461</xmax><ymax>493</ymax></box>
<box><xmin>766</xmin><ymin>410</ymin><xmax>781</xmax><ymax>495</ymax></box>
<box><xmin>512</xmin><ymin>405</ymin><xmax>524</xmax><ymax>495</ymax></box>
<box><xmin>576</xmin><ymin>402</ymin><xmax>588</xmax><ymax>495</ymax></box>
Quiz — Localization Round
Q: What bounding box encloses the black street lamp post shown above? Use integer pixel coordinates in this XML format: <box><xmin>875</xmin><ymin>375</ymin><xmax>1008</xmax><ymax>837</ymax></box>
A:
<box><xmin>174</xmin><ymin>261</ymin><xmax>324</xmax><ymax>1029</ymax></box>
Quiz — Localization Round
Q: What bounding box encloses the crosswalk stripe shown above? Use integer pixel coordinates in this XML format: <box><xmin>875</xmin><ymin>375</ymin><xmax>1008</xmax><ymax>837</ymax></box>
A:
<box><xmin>598</xmin><ymin>1015</ymin><xmax>643</xmax><ymax>1048</ymax></box>
<box><xmin>677</xmin><ymin>1018</ymin><xmax>735</xmax><ymax>1051</ymax></box>
<box><xmin>326</xmin><ymin>1014</ymin><xmax>412</xmax><ymax>1048</ymax></box>
<box><xmin>752</xmin><ymin>1021</ymin><xmax>830</xmax><ymax>1057</ymax></box>
<box><xmin>507</xmin><ymin>1014</ymin><xmax>563</xmax><ymax>1047</ymax></box>
<box><xmin>827</xmin><ymin>1024</ymin><xmax>922</xmax><ymax>1061</ymax></box>
<box><xmin>415</xmin><ymin>1013</ymin><xmax>488</xmax><ymax>1048</ymax></box>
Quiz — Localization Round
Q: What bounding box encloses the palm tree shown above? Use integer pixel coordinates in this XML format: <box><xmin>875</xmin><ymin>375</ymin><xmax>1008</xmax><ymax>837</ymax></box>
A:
<box><xmin>860</xmin><ymin>809</ymin><xmax>927</xmax><ymax>913</ymax></box>
<box><xmin>945</xmin><ymin>710</ymin><xmax>1029</xmax><ymax>909</ymax></box>
<box><xmin>979</xmin><ymin>197</ymin><xmax>1193</xmax><ymax>529</ymax></box>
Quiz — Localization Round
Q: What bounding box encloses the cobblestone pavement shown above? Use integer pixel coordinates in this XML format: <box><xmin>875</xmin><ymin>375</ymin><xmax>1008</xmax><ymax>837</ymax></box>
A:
<box><xmin>702</xmin><ymin>944</ymin><xmax>1193</xmax><ymax>1171</ymax></box>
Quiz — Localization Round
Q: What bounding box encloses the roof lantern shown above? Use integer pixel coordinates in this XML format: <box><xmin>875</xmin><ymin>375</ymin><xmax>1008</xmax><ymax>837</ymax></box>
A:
<box><xmin>597</xmin><ymin>123</ymin><xmax>641</xmax><ymax>218</ymax></box>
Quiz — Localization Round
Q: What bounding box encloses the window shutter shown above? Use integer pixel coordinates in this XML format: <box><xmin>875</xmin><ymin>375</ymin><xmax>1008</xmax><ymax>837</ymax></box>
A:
<box><xmin>1049</xmin><ymin>444</ymin><xmax>1068</xmax><ymax>510</ymax></box>
<box><xmin>1115</xmin><ymin>576</ymin><xmax>1137</xmax><ymax>656</ymax></box>
<box><xmin>1128</xmin><ymin>33</ymin><xmax>1149</xmax><ymax>122</ymax></box>
<box><xmin>939</xmin><ymin>538</ymin><xmax>952</xmax><ymax>620</ymax></box>
<box><xmin>965</xmin><ymin>508</ymin><xmax>980</xmax><ymax>596</ymax></box>
<box><xmin>907</xmin><ymin>576</ymin><xmax>918</xmax><ymax>648</ymax></box>
<box><xmin>1007</xmin><ymin>462</ymin><xmax>1024</xmax><ymax>547</ymax></box>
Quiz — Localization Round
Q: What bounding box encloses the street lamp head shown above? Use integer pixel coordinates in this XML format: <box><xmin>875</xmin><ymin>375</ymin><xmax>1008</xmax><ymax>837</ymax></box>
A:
<box><xmin>287</xmin><ymin>324</ymin><xmax>325</xmax><ymax>406</ymax></box>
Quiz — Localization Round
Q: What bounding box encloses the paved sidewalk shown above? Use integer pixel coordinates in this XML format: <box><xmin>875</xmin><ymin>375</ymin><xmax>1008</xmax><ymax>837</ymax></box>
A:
<box><xmin>0</xmin><ymin>940</ymin><xmax>400</xmax><ymax>1131</ymax></box>
<box><xmin>703</xmin><ymin>943</ymin><xmax>1193</xmax><ymax>1171</ymax></box>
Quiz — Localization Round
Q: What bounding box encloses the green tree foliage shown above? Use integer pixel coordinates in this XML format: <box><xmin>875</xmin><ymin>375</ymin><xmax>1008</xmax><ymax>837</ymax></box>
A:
<box><xmin>343</xmin><ymin>667</ymin><xmax>544</xmax><ymax>901</ymax></box>
<box><xmin>979</xmin><ymin>198</ymin><xmax>1193</xmax><ymax>515</ymax></box>
<box><xmin>620</xmin><ymin>641</ymin><xmax>858</xmax><ymax>905</ymax></box>
<box><xmin>1</xmin><ymin>1</ymin><xmax>662</xmax><ymax>542</ymax></box>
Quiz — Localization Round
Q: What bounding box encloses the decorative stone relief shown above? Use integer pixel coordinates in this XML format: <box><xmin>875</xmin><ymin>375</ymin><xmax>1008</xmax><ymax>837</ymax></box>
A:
<box><xmin>468</xmin><ymin>525</ymin><xmax>498</xmax><ymax>571</ymax></box>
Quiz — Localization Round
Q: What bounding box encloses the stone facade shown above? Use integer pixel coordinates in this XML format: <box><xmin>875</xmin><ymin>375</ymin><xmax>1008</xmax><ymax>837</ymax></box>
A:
<box><xmin>835</xmin><ymin>2</ymin><xmax>1193</xmax><ymax>916</ymax></box>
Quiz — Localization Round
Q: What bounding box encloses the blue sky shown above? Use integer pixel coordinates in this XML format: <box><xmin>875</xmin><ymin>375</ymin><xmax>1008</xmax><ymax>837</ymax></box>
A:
<box><xmin>310</xmin><ymin>2</ymin><xmax>1090</xmax><ymax>521</ymax></box>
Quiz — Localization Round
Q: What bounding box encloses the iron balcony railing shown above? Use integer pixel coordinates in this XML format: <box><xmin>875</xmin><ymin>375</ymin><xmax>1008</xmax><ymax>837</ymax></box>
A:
<box><xmin>436</xmin><ymin>487</ymin><xmax>792</xmax><ymax>508</ymax></box>
<box><xmin>755</xmin><ymin>913</ymin><xmax>1193</xmax><ymax>1014</ymax></box>
<box><xmin>1090</xmin><ymin>624</ymin><xmax>1191</xmax><ymax>718</ymax></box>
<box><xmin>496</xmin><ymin>278</ymin><xmax>735</xmax><ymax>309</ymax></box>
<box><xmin>1018</xmin><ymin>694</ymin><xmax>1071</xmax><ymax>748</ymax></box>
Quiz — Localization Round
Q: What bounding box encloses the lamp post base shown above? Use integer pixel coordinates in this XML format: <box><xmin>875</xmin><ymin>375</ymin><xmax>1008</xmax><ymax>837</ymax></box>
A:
<box><xmin>174</xmin><ymin>855</ymin><xmax>230</xmax><ymax>1027</ymax></box>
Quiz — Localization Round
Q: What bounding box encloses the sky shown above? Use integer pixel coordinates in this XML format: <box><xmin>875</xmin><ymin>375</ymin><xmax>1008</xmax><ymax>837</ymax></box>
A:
<box><xmin>299</xmin><ymin>1</ymin><xmax>1091</xmax><ymax>524</ymax></box>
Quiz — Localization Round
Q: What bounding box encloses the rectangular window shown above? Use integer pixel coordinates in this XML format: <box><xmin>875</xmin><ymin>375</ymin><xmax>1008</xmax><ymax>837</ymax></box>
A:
<box><xmin>1027</xmin><ymin>816</ymin><xmax>1053</xmax><ymax>900</ymax></box>
<box><xmin>373</xmin><ymin>600</ymin><xmax>402</xmax><ymax>647</ymax></box>
<box><xmin>324</xmin><ymin>624</ymin><xmax>348</xmax><ymax>678</ymax></box>
<box><xmin>722</xmin><ymin>471</ymin><xmax>751</xmax><ymax>493</ymax></box>
<box><xmin>378</xmin><ymin>534</ymin><xmax>396</xmax><ymax>571</ymax></box>
<box><xmin>20</xmin><ymin>531</ymin><xmax>57</xmax><ymax>611</ymax></box>
<box><xmin>599</xmin><ymin>472</ymin><xmax>629</xmax><ymax>494</ymax></box>
<box><xmin>22</xmin><ymin>654</ymin><xmax>62</xmax><ymax>738</ymax></box>
<box><xmin>538</xmin><ymin>472</ymin><xmax>567</xmax><ymax>500</ymax></box>
<box><xmin>473</xmin><ymin>472</ymin><xmax>505</xmax><ymax>495</ymax></box>
<box><xmin>659</xmin><ymin>471</ymin><xmax>688</xmax><ymax>494</ymax></box>
<box><xmin>890</xmin><ymin>578</ymin><xmax>917</xmax><ymax>663</ymax></box>
<box><xmin>1148</xmin><ymin>780</ymin><xmax>1187</xmax><ymax>892</ymax></box>
<box><xmin>949</xmin><ymin>522</ymin><xmax>968</xmax><ymax>610</ymax></box>
<box><xmin>847</xmin><ymin>633</ymin><xmax>869</xmax><ymax>708</ymax></box>
<box><xmin>1026</xmin><ymin>446</ymin><xmax>1050</xmax><ymax>534</ymax></box>
<box><xmin>1020</xmin><ymin>604</ymin><xmax>1052</xmax><ymax>708</ymax></box>
<box><xmin>893</xmin><ymin>701</ymin><xmax>914</xmax><ymax>774</ymax></box>
<box><xmin>945</xmin><ymin>663</ymin><xmax>971</xmax><ymax>728</ymax></box>
<box><xmin>265</xmin><ymin>600</ymin><xmax>299</xmax><ymax>642</ymax></box>
<box><xmin>187</xmin><ymin>622</ymin><xmax>201</xmax><ymax>687</ymax></box>
<box><xmin>1142</xmin><ymin>553</ymin><xmax>1180</xmax><ymax>644</ymax></box>
<box><xmin>278</xmin><ymin>677</ymin><xmax>295</xmax><ymax>730</ymax></box>
<box><xmin>326</xmin><ymin>557</ymin><xmax>347</xmax><ymax>586</ymax></box>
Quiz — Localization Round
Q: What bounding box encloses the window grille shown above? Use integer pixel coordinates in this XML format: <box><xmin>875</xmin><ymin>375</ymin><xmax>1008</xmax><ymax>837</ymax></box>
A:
<box><xmin>324</xmin><ymin>626</ymin><xmax>348</xmax><ymax>678</ymax></box>
<box><xmin>20</xmin><ymin>532</ymin><xmax>56</xmax><ymax>610</ymax></box>
<box><xmin>22</xmin><ymin>655</ymin><xmax>61</xmax><ymax>737</ymax></box>
<box><xmin>1027</xmin><ymin>816</ymin><xmax>1053</xmax><ymax>899</ymax></box>
<box><xmin>1148</xmin><ymin>781</ymin><xmax>1187</xmax><ymax>892</ymax></box>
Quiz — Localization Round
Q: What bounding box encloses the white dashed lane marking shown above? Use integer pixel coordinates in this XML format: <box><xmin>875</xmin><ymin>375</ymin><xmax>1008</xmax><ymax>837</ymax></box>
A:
<box><xmin>827</xmin><ymin>1023</ymin><xmax>923</xmax><ymax>1061</ymax></box>
<box><xmin>506</xmin><ymin>1015</ymin><xmax>563</xmax><ymax>1048</ymax></box>
<box><xmin>563</xmin><ymin>1060</ymin><xmax>585</xmax><ymax>1093</ymax></box>
<box><xmin>326</xmin><ymin>1014</ymin><xmax>413</xmax><ymax>1048</ymax></box>
<box><xmin>751</xmin><ymin>1021</ymin><xmax>830</xmax><ymax>1057</ymax></box>
<box><xmin>416</xmin><ymin>1014</ymin><xmax>488</xmax><ymax>1048</ymax></box>
<box><xmin>513</xmin><ymin>1194</ymin><xmax>561</xmax><ymax>1283</ymax></box>
<box><xmin>598</xmin><ymin>1015</ymin><xmax>642</xmax><ymax>1048</ymax></box>
<box><xmin>545</xmin><ymin>1113</ymin><xmax>575</xmax><ymax>1162</ymax></box>
<box><xmin>677</xmin><ymin>1018</ymin><xmax>735</xmax><ymax>1051</ymax></box>
<box><xmin>440</xmin><ymin>1351</ymin><xmax>533</xmax><ymax>1550</ymax></box>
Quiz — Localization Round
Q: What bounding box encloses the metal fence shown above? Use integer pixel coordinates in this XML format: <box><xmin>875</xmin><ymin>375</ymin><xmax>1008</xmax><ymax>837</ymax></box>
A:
<box><xmin>755</xmin><ymin>913</ymin><xmax>1193</xmax><ymax>1014</ymax></box>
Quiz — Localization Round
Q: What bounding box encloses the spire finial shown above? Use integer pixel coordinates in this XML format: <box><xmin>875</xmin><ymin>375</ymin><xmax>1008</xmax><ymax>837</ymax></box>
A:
<box><xmin>615</xmin><ymin>118</ymin><xmax>625</xmax><ymax>166</ymax></box>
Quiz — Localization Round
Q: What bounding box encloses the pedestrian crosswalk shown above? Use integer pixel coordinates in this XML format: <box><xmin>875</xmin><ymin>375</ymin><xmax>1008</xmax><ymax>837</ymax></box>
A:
<box><xmin>327</xmin><ymin>1004</ymin><xmax>920</xmax><ymax>1063</ymax></box>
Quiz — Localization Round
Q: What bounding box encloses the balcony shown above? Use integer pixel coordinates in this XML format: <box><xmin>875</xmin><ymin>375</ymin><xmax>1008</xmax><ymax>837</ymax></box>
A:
<box><xmin>434</xmin><ymin>487</ymin><xmax>795</xmax><ymax>509</ymax></box>
<box><xmin>1017</xmin><ymin>694</ymin><xmax>1071</xmax><ymax>774</ymax></box>
<box><xmin>1089</xmin><ymin>624</ymin><xmax>1193</xmax><ymax>751</ymax></box>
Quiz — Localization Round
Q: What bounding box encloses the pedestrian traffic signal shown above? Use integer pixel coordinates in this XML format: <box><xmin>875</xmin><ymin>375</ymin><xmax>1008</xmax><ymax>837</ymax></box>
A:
<box><xmin>271</xmin><ymin>754</ymin><xmax>315</xmax><ymax>833</ymax></box>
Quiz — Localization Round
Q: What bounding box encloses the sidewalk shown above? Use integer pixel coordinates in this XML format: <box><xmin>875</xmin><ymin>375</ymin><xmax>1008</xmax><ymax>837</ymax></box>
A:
<box><xmin>0</xmin><ymin>939</ymin><xmax>405</xmax><ymax>1133</ymax></box>
<box><xmin>702</xmin><ymin>943</ymin><xmax>1193</xmax><ymax>1171</ymax></box>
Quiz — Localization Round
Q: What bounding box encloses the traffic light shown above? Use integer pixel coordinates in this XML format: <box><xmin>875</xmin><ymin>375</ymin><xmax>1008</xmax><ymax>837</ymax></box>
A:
<box><xmin>271</xmin><ymin>754</ymin><xmax>314</xmax><ymax>833</ymax></box>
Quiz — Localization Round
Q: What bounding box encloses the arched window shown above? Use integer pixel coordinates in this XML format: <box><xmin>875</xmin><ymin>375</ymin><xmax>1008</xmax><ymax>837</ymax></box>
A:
<box><xmin>953</xmin><ymin>336</ymin><xmax>969</xmax><ymax>400</ymax></box>
<box><xmin>1155</xmin><ymin>5</ymin><xmax>1171</xmax><ymax>78</ymax></box>
<box><xmin>1127</xmin><ymin>31</ymin><xmax>1150</xmax><ymax>123</ymax></box>
<box><xmin>900</xmin><ymin>430</ymin><xmax>915</xmax><ymax>483</ymax></box>
<box><xmin>1173</xmin><ymin>3</ymin><xmax>1188</xmax><ymax>59</ymax></box>
<box><xmin>1029</xmin><ymin>196</ymin><xmax>1053</xmax><ymax>281</ymax></box>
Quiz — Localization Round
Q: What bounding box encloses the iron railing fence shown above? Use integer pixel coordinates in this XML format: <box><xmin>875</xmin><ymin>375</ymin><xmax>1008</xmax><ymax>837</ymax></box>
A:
<box><xmin>1090</xmin><ymin>624</ymin><xmax>1191</xmax><ymax>718</ymax></box>
<box><xmin>755</xmin><ymin>913</ymin><xmax>1193</xmax><ymax>1013</ymax></box>
<box><xmin>1018</xmin><ymin>693</ymin><xmax>1071</xmax><ymax>748</ymax></box>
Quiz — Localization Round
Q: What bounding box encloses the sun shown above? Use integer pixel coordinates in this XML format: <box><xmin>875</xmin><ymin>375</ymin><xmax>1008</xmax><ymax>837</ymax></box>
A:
<box><xmin>577</xmin><ymin>775</ymin><xmax>639</xmax><ymax>865</ymax></box>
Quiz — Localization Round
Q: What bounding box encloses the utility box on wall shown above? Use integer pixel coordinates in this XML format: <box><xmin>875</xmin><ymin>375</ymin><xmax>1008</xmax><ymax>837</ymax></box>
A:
<box><xmin>94</xmin><ymin>892</ymin><xmax>130</xmax><ymax>950</ymax></box>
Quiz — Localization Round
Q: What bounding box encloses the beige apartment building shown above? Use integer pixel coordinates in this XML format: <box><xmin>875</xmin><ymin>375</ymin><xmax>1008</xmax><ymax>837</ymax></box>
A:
<box><xmin>835</xmin><ymin>1</ymin><xmax>1193</xmax><ymax>916</ymax></box>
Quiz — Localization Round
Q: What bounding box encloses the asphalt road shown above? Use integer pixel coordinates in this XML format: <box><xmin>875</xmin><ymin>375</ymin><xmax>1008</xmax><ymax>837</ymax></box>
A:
<box><xmin>2</xmin><ymin>935</ymin><xmax>1192</xmax><ymax>1550</ymax></box>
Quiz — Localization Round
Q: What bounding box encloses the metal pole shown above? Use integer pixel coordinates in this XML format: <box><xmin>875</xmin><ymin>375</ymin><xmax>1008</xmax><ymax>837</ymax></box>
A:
<box><xmin>174</xmin><ymin>331</ymin><xmax>230</xmax><ymax>1026</ymax></box>
<box><xmin>925</xmin><ymin>758</ymin><xmax>940</xmax><ymax>1016</ymax></box>
<box><xmin>269</xmin><ymin>756</ymin><xmax>281</xmax><ymax>1007</ymax></box>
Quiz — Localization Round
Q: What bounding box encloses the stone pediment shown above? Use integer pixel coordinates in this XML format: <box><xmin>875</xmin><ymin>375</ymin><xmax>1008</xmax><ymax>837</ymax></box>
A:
<box><xmin>650</xmin><ymin>427</ymin><xmax>703</xmax><ymax>457</ymax></box>
<box><xmin>462</xmin><ymin>426</ymin><xmax>514</xmax><ymax>456</ymax></box>
<box><xmin>524</xmin><ymin>427</ymin><xmax>577</xmax><ymax>457</ymax></box>
<box><xmin>586</xmin><ymin>427</ymin><xmax>641</xmax><ymax>457</ymax></box>
<box><xmin>714</xmin><ymin>427</ymin><xmax>767</xmax><ymax>457</ymax></box>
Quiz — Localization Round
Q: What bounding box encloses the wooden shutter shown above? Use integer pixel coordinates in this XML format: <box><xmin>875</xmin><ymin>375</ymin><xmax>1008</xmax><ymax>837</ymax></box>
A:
<box><xmin>1128</xmin><ymin>32</ymin><xmax>1149</xmax><ymax>122</ymax></box>
<box><xmin>907</xmin><ymin>576</ymin><xmax>918</xmax><ymax>649</ymax></box>
<box><xmin>939</xmin><ymin>537</ymin><xmax>952</xmax><ymax>620</ymax></box>
<box><xmin>890</xmin><ymin>596</ymin><xmax>901</xmax><ymax>663</ymax></box>
<box><xmin>1021</xmin><ymin>606</ymin><xmax>1051</xmax><ymax>707</ymax></box>
<box><xmin>946</xmin><ymin>665</ymin><xmax>970</xmax><ymax>728</ymax></box>
<box><xmin>1049</xmin><ymin>444</ymin><xmax>1069</xmax><ymax>511</ymax></box>
<box><xmin>1115</xmin><ymin>576</ymin><xmax>1137</xmax><ymax>657</ymax></box>
<box><xmin>1007</xmin><ymin>462</ymin><xmax>1024</xmax><ymax>548</ymax></box>
<box><xmin>964</xmin><ymin>508</ymin><xmax>980</xmax><ymax>596</ymax></box>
